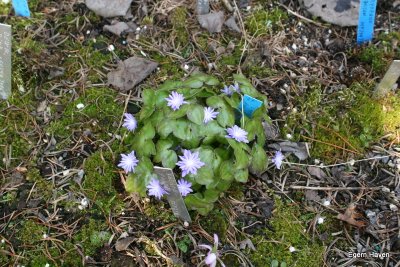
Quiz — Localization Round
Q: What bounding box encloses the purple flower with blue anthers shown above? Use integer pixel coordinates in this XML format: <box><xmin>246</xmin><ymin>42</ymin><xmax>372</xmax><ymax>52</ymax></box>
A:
<box><xmin>147</xmin><ymin>178</ymin><xmax>168</xmax><ymax>199</ymax></box>
<box><xmin>271</xmin><ymin>151</ymin><xmax>284</xmax><ymax>169</ymax></box>
<box><xmin>177</xmin><ymin>179</ymin><xmax>193</xmax><ymax>196</ymax></box>
<box><xmin>204</xmin><ymin>107</ymin><xmax>219</xmax><ymax>124</ymax></box>
<box><xmin>226</xmin><ymin>125</ymin><xmax>249</xmax><ymax>143</ymax></box>
<box><xmin>176</xmin><ymin>150</ymin><xmax>205</xmax><ymax>177</ymax></box>
<box><xmin>122</xmin><ymin>113</ymin><xmax>138</xmax><ymax>132</ymax></box>
<box><xmin>118</xmin><ymin>151</ymin><xmax>139</xmax><ymax>173</ymax></box>
<box><xmin>165</xmin><ymin>91</ymin><xmax>188</xmax><ymax>111</ymax></box>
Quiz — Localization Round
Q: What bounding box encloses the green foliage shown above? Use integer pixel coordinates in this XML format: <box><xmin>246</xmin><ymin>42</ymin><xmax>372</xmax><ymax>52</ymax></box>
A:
<box><xmin>170</xmin><ymin>7</ymin><xmax>189</xmax><ymax>47</ymax></box>
<box><xmin>250</xmin><ymin>199</ymin><xmax>324</xmax><ymax>266</ymax></box>
<box><xmin>123</xmin><ymin>73</ymin><xmax>270</xmax><ymax>215</ymax></box>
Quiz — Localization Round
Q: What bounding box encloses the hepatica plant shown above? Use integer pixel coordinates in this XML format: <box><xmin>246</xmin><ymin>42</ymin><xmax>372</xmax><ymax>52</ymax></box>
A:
<box><xmin>120</xmin><ymin>73</ymin><xmax>270</xmax><ymax>215</ymax></box>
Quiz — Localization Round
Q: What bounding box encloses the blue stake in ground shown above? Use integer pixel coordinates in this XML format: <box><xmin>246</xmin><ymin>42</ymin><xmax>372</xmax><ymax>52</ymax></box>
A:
<box><xmin>12</xmin><ymin>0</ymin><xmax>31</xmax><ymax>17</ymax></box>
<box><xmin>357</xmin><ymin>0</ymin><xmax>377</xmax><ymax>44</ymax></box>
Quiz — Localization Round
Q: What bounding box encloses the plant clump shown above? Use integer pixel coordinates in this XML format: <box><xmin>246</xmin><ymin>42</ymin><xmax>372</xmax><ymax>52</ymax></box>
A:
<box><xmin>120</xmin><ymin>73</ymin><xmax>270</xmax><ymax>215</ymax></box>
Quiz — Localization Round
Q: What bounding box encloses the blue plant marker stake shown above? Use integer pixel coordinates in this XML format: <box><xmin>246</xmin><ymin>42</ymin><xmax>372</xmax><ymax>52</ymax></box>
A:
<box><xmin>237</xmin><ymin>94</ymin><xmax>263</xmax><ymax>118</ymax></box>
<box><xmin>12</xmin><ymin>0</ymin><xmax>31</xmax><ymax>17</ymax></box>
<box><xmin>356</xmin><ymin>0</ymin><xmax>377</xmax><ymax>44</ymax></box>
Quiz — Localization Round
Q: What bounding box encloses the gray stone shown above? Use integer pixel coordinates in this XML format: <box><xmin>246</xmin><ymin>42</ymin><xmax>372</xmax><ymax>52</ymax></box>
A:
<box><xmin>301</xmin><ymin>0</ymin><xmax>360</xmax><ymax>26</ymax></box>
<box><xmin>107</xmin><ymin>57</ymin><xmax>158</xmax><ymax>92</ymax></box>
<box><xmin>85</xmin><ymin>0</ymin><xmax>133</xmax><ymax>18</ymax></box>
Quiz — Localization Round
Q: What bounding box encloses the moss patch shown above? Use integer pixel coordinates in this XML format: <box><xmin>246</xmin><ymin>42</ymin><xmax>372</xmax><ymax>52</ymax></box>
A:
<box><xmin>250</xmin><ymin>199</ymin><xmax>324</xmax><ymax>266</ymax></box>
<box><xmin>284</xmin><ymin>82</ymin><xmax>400</xmax><ymax>162</ymax></box>
<box><xmin>245</xmin><ymin>7</ymin><xmax>288</xmax><ymax>37</ymax></box>
<box><xmin>73</xmin><ymin>218</ymin><xmax>111</xmax><ymax>256</ymax></box>
<box><xmin>170</xmin><ymin>6</ymin><xmax>189</xmax><ymax>47</ymax></box>
<box><xmin>83</xmin><ymin>150</ymin><xmax>123</xmax><ymax>214</ymax></box>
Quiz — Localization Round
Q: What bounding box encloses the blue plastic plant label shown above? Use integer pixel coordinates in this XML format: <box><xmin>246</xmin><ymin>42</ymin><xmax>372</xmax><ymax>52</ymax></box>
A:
<box><xmin>237</xmin><ymin>94</ymin><xmax>263</xmax><ymax>118</ymax></box>
<box><xmin>356</xmin><ymin>0</ymin><xmax>377</xmax><ymax>44</ymax></box>
<box><xmin>12</xmin><ymin>0</ymin><xmax>31</xmax><ymax>17</ymax></box>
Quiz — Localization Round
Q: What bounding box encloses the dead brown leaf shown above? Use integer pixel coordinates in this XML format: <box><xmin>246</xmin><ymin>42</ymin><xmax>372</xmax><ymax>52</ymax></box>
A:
<box><xmin>337</xmin><ymin>204</ymin><xmax>367</xmax><ymax>228</ymax></box>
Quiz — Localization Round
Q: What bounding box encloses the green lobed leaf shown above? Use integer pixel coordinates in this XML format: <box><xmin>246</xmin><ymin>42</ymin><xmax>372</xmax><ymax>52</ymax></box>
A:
<box><xmin>142</xmin><ymin>89</ymin><xmax>156</xmax><ymax>107</ymax></box>
<box><xmin>233</xmin><ymin>146</ymin><xmax>250</xmax><ymax>169</ymax></box>
<box><xmin>139</xmin><ymin>105</ymin><xmax>155</xmax><ymax>120</ymax></box>
<box><xmin>141</xmin><ymin>123</ymin><xmax>156</xmax><ymax>140</ymax></box>
<box><xmin>186</xmin><ymin>104</ymin><xmax>204</xmax><ymax>125</ymax></box>
<box><xmin>161</xmin><ymin>150</ymin><xmax>178</xmax><ymax>169</ymax></box>
<box><xmin>205</xmin><ymin>76</ymin><xmax>220</xmax><ymax>86</ymax></box>
<box><xmin>217</xmin><ymin>108</ymin><xmax>235</xmax><ymax>127</ymax></box>
<box><xmin>154</xmin><ymin>90</ymin><xmax>169</xmax><ymax>107</ymax></box>
<box><xmin>184</xmin><ymin>193</ymin><xmax>214</xmax><ymax>215</ymax></box>
<box><xmin>173</xmin><ymin>120</ymin><xmax>191</xmax><ymax>140</ymax></box>
<box><xmin>168</xmin><ymin>104</ymin><xmax>190</xmax><ymax>119</ymax></box>
<box><xmin>125</xmin><ymin>157</ymin><xmax>153</xmax><ymax>195</ymax></box>
<box><xmin>183</xmin><ymin>78</ymin><xmax>204</xmax><ymax>88</ymax></box>
<box><xmin>234</xmin><ymin>168</ymin><xmax>249</xmax><ymax>183</ymax></box>
<box><xmin>206</xmin><ymin>96</ymin><xmax>226</xmax><ymax>108</ymax></box>
<box><xmin>158</xmin><ymin>119</ymin><xmax>175</xmax><ymax>138</ymax></box>
<box><xmin>250</xmin><ymin>144</ymin><xmax>268</xmax><ymax>175</ymax></box>
<box><xmin>203</xmin><ymin>189</ymin><xmax>220</xmax><ymax>203</ymax></box>
<box><xmin>218</xmin><ymin>161</ymin><xmax>234</xmax><ymax>181</ymax></box>
<box><xmin>158</xmin><ymin>80</ymin><xmax>183</xmax><ymax>91</ymax></box>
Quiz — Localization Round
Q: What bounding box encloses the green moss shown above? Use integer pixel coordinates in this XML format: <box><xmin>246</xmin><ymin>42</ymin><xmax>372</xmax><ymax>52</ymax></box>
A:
<box><xmin>200</xmin><ymin>210</ymin><xmax>228</xmax><ymax>241</ymax></box>
<box><xmin>284</xmin><ymin>82</ymin><xmax>400</xmax><ymax>162</ymax></box>
<box><xmin>358</xmin><ymin>46</ymin><xmax>387</xmax><ymax>74</ymax></box>
<box><xmin>83</xmin><ymin>150</ymin><xmax>123</xmax><ymax>214</ymax></box>
<box><xmin>245</xmin><ymin>7</ymin><xmax>288</xmax><ymax>37</ymax></box>
<box><xmin>144</xmin><ymin>202</ymin><xmax>176</xmax><ymax>223</ymax></box>
<box><xmin>16</xmin><ymin>220</ymin><xmax>47</xmax><ymax>245</ymax></box>
<box><xmin>250</xmin><ymin>199</ymin><xmax>324</xmax><ymax>266</ymax></box>
<box><xmin>47</xmin><ymin>87</ymin><xmax>123</xmax><ymax>140</ymax></box>
<box><xmin>170</xmin><ymin>7</ymin><xmax>189</xmax><ymax>46</ymax></box>
<box><xmin>26</xmin><ymin>168</ymin><xmax>53</xmax><ymax>200</ymax></box>
<box><xmin>74</xmin><ymin>218</ymin><xmax>111</xmax><ymax>256</ymax></box>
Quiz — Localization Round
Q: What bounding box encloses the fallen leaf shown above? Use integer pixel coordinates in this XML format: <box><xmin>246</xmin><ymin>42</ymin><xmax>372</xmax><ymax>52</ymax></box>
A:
<box><xmin>85</xmin><ymin>0</ymin><xmax>133</xmax><ymax>18</ymax></box>
<box><xmin>268</xmin><ymin>141</ymin><xmax>309</xmax><ymax>160</ymax></box>
<box><xmin>238</xmin><ymin>238</ymin><xmax>256</xmax><ymax>251</ymax></box>
<box><xmin>307</xmin><ymin>166</ymin><xmax>327</xmax><ymax>179</ymax></box>
<box><xmin>107</xmin><ymin>57</ymin><xmax>158</xmax><ymax>92</ymax></box>
<box><xmin>115</xmin><ymin>236</ymin><xmax>136</xmax><ymax>251</ymax></box>
<box><xmin>198</xmin><ymin>11</ymin><xmax>225</xmax><ymax>33</ymax></box>
<box><xmin>305</xmin><ymin>190</ymin><xmax>321</xmax><ymax>202</ymax></box>
<box><xmin>224</xmin><ymin>16</ymin><xmax>241</xmax><ymax>33</ymax></box>
<box><xmin>337</xmin><ymin>204</ymin><xmax>367</xmax><ymax>228</ymax></box>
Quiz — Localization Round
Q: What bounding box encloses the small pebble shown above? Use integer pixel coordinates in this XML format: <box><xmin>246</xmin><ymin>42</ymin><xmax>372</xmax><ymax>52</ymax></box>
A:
<box><xmin>323</xmin><ymin>199</ymin><xmax>331</xmax><ymax>206</ymax></box>
<box><xmin>107</xmin><ymin>44</ymin><xmax>115</xmax><ymax>52</ymax></box>
<box><xmin>76</xmin><ymin>103</ymin><xmax>84</xmax><ymax>109</ymax></box>
<box><xmin>184</xmin><ymin>64</ymin><xmax>189</xmax><ymax>70</ymax></box>
<box><xmin>289</xmin><ymin>246</ymin><xmax>296</xmax><ymax>252</ymax></box>
<box><xmin>62</xmin><ymin>170</ymin><xmax>70</xmax><ymax>176</ymax></box>
<box><xmin>286</xmin><ymin>133</ymin><xmax>293</xmax><ymax>139</ymax></box>
<box><xmin>317</xmin><ymin>217</ymin><xmax>325</xmax><ymax>224</ymax></box>
<box><xmin>43</xmin><ymin>234</ymin><xmax>48</xmax><ymax>239</ymax></box>
<box><xmin>389</xmin><ymin>204</ymin><xmax>398</xmax><ymax>212</ymax></box>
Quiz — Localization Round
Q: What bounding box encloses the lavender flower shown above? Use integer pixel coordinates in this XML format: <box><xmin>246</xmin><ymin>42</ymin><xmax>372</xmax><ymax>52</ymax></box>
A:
<box><xmin>177</xmin><ymin>179</ymin><xmax>193</xmax><ymax>196</ymax></box>
<box><xmin>271</xmin><ymin>150</ymin><xmax>284</xmax><ymax>169</ymax></box>
<box><xmin>176</xmin><ymin>150</ymin><xmax>205</xmax><ymax>177</ymax></box>
<box><xmin>221</xmin><ymin>85</ymin><xmax>233</xmax><ymax>96</ymax></box>
<box><xmin>226</xmin><ymin>125</ymin><xmax>249</xmax><ymax>143</ymax></box>
<box><xmin>199</xmin><ymin>234</ymin><xmax>225</xmax><ymax>267</ymax></box>
<box><xmin>146</xmin><ymin>178</ymin><xmax>168</xmax><ymax>199</ymax></box>
<box><xmin>229</xmin><ymin>83</ymin><xmax>240</xmax><ymax>93</ymax></box>
<box><xmin>204</xmin><ymin>107</ymin><xmax>219</xmax><ymax>124</ymax></box>
<box><xmin>165</xmin><ymin>91</ymin><xmax>188</xmax><ymax>111</ymax></box>
<box><xmin>122</xmin><ymin>113</ymin><xmax>137</xmax><ymax>132</ymax></box>
<box><xmin>118</xmin><ymin>151</ymin><xmax>139</xmax><ymax>173</ymax></box>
